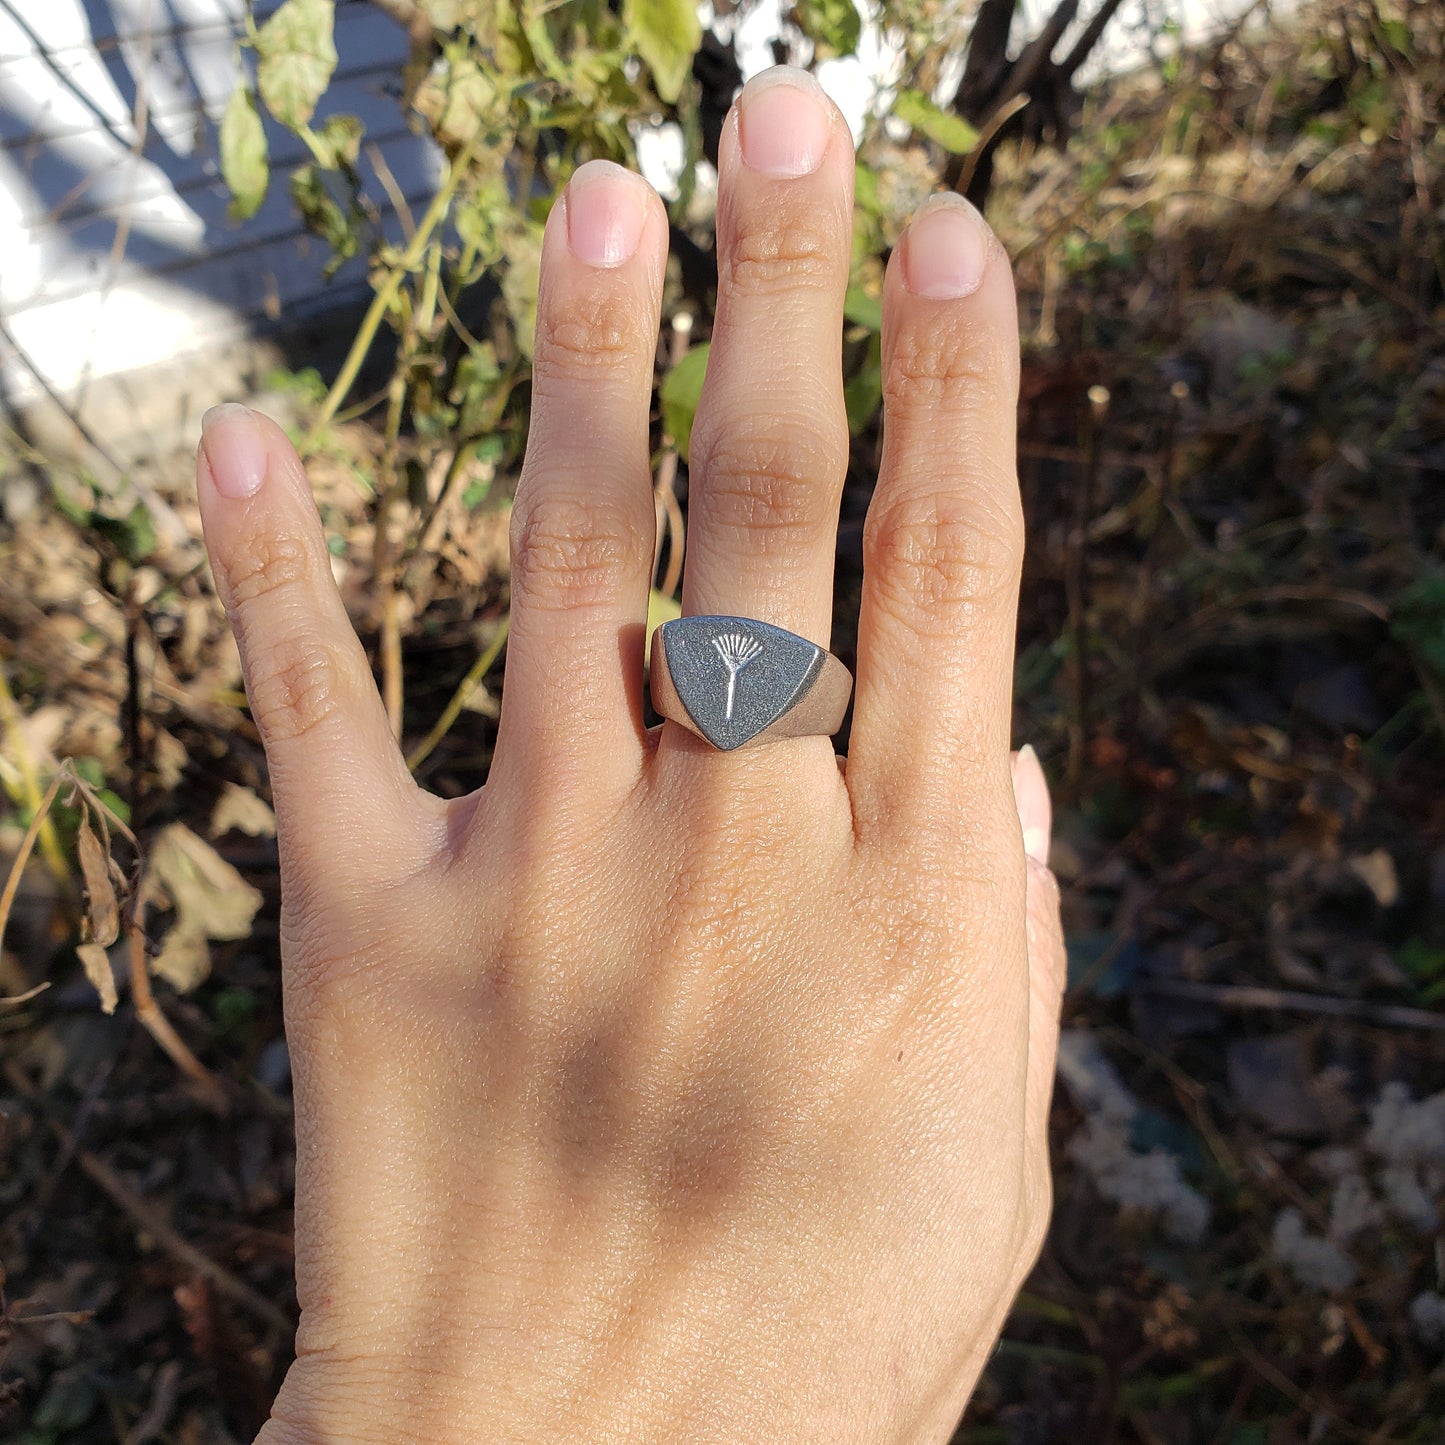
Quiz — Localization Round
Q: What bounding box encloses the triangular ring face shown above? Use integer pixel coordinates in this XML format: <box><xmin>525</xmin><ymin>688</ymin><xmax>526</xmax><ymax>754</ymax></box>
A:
<box><xmin>660</xmin><ymin>616</ymin><xmax>825</xmax><ymax>751</ymax></box>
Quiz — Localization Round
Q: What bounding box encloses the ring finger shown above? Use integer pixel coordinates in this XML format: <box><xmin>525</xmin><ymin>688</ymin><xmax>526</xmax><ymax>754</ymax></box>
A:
<box><xmin>680</xmin><ymin>67</ymin><xmax>854</xmax><ymax>650</ymax></box>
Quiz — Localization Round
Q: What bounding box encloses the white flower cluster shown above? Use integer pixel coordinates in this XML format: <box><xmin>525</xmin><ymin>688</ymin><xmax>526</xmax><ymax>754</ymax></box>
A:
<box><xmin>1056</xmin><ymin>1030</ymin><xmax>1212</xmax><ymax>1246</ymax></box>
<box><xmin>1268</xmin><ymin>1082</ymin><xmax>1445</xmax><ymax>1352</ymax></box>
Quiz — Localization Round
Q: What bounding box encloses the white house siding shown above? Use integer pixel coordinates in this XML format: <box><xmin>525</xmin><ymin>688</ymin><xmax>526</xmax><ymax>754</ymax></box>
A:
<box><xmin>0</xmin><ymin>0</ymin><xmax>1289</xmax><ymax>418</ymax></box>
<box><xmin>0</xmin><ymin>0</ymin><xmax>440</xmax><ymax>407</ymax></box>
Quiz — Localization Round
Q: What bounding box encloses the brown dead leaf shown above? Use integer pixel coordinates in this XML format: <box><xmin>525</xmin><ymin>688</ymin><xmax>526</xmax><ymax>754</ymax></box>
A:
<box><xmin>208</xmin><ymin>783</ymin><xmax>276</xmax><ymax>840</ymax></box>
<box><xmin>1348</xmin><ymin>849</ymin><xmax>1399</xmax><ymax>908</ymax></box>
<box><xmin>75</xmin><ymin>813</ymin><xmax>119</xmax><ymax>948</ymax></box>
<box><xmin>76</xmin><ymin>942</ymin><xmax>118</xmax><ymax>1014</ymax></box>
<box><xmin>141</xmin><ymin>824</ymin><xmax>262</xmax><ymax>993</ymax></box>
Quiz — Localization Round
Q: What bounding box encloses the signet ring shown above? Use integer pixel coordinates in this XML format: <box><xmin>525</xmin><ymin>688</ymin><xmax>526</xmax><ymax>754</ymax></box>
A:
<box><xmin>649</xmin><ymin>615</ymin><xmax>853</xmax><ymax>751</ymax></box>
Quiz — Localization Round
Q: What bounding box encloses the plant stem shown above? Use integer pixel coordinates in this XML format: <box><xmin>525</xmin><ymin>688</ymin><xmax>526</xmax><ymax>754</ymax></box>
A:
<box><xmin>0</xmin><ymin>668</ymin><xmax>69</xmax><ymax>886</ymax></box>
<box><xmin>302</xmin><ymin>136</ymin><xmax>481</xmax><ymax>455</ymax></box>
<box><xmin>126</xmin><ymin>912</ymin><xmax>228</xmax><ymax>1114</ymax></box>
<box><xmin>0</xmin><ymin>771</ymin><xmax>67</xmax><ymax>963</ymax></box>
<box><xmin>405</xmin><ymin>614</ymin><xmax>510</xmax><ymax>773</ymax></box>
<box><xmin>375</xmin><ymin>363</ymin><xmax>411</xmax><ymax>739</ymax></box>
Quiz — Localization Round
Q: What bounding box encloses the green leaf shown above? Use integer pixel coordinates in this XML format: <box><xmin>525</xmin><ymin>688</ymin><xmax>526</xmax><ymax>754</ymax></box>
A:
<box><xmin>289</xmin><ymin>165</ymin><xmax>360</xmax><ymax>273</ymax></box>
<box><xmin>451</xmin><ymin>342</ymin><xmax>503</xmax><ymax>435</ymax></box>
<box><xmin>893</xmin><ymin>89</ymin><xmax>980</xmax><ymax>154</ymax></box>
<box><xmin>256</xmin><ymin>0</ymin><xmax>338</xmax><ymax>130</ymax></box>
<box><xmin>794</xmin><ymin>0</ymin><xmax>860</xmax><ymax>58</ymax></box>
<box><xmin>623</xmin><ymin>0</ymin><xmax>701</xmax><ymax>103</ymax></box>
<box><xmin>309</xmin><ymin>113</ymin><xmax>363</xmax><ymax>169</ymax></box>
<box><xmin>414</xmin><ymin>45</ymin><xmax>503</xmax><ymax>152</ymax></box>
<box><xmin>843</xmin><ymin>284</ymin><xmax>882</xmax><ymax>332</ymax></box>
<box><xmin>220</xmin><ymin>84</ymin><xmax>269</xmax><ymax>220</ymax></box>
<box><xmin>501</xmin><ymin>223</ymin><xmax>545</xmax><ymax>359</ymax></box>
<box><xmin>520</xmin><ymin>1</ymin><xmax>570</xmax><ymax>84</ymax></box>
<box><xmin>660</xmin><ymin>341</ymin><xmax>710</xmax><ymax>462</ymax></box>
<box><xmin>843</xmin><ymin>332</ymin><xmax>881</xmax><ymax>434</ymax></box>
<box><xmin>1379</xmin><ymin>18</ymin><xmax>1410</xmax><ymax>53</ymax></box>
<box><xmin>91</xmin><ymin>501</ymin><xmax>158</xmax><ymax>563</ymax></box>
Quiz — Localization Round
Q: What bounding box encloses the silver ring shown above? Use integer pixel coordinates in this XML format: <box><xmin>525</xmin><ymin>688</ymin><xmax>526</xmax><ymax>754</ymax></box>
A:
<box><xmin>649</xmin><ymin>615</ymin><xmax>853</xmax><ymax>751</ymax></box>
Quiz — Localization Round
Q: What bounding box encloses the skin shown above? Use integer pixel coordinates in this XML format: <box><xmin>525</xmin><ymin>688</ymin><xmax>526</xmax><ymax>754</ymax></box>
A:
<box><xmin>195</xmin><ymin>67</ymin><xmax>1066</xmax><ymax>1445</ymax></box>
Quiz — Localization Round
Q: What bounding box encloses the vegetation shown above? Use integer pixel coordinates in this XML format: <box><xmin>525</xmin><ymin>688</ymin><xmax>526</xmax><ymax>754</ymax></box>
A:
<box><xmin>1</xmin><ymin>0</ymin><xmax>1442</xmax><ymax>1439</ymax></box>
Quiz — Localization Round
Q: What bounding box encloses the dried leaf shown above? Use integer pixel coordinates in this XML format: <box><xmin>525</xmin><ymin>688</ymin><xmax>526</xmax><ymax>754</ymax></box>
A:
<box><xmin>209</xmin><ymin>784</ymin><xmax>276</xmax><ymax>840</ymax></box>
<box><xmin>149</xmin><ymin>924</ymin><xmax>211</xmax><ymax>995</ymax></box>
<box><xmin>1348</xmin><ymin>848</ymin><xmax>1399</xmax><ymax>907</ymax></box>
<box><xmin>77</xmin><ymin>942</ymin><xmax>118</xmax><ymax>1014</ymax></box>
<box><xmin>75</xmin><ymin>814</ymin><xmax>119</xmax><ymax>948</ymax></box>
<box><xmin>500</xmin><ymin>223</ymin><xmax>544</xmax><ymax>360</ymax></box>
<box><xmin>1226</xmin><ymin>1032</ymin><xmax>1329</xmax><ymax>1138</ymax></box>
<box><xmin>255</xmin><ymin>0</ymin><xmax>337</xmax><ymax>131</ymax></box>
<box><xmin>141</xmin><ymin>825</ymin><xmax>263</xmax><ymax>993</ymax></box>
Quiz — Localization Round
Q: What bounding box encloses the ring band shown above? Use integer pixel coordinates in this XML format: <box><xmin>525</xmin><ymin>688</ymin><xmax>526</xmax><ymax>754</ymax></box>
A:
<box><xmin>649</xmin><ymin>615</ymin><xmax>853</xmax><ymax>751</ymax></box>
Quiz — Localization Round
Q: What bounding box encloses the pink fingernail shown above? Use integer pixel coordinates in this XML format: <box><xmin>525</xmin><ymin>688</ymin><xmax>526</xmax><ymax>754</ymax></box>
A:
<box><xmin>566</xmin><ymin>160</ymin><xmax>648</xmax><ymax>268</ymax></box>
<box><xmin>737</xmin><ymin>66</ymin><xmax>830</xmax><ymax>178</ymax></box>
<box><xmin>902</xmin><ymin>192</ymin><xmax>990</xmax><ymax>300</ymax></box>
<box><xmin>1012</xmin><ymin>743</ymin><xmax>1052</xmax><ymax>866</ymax></box>
<box><xmin>199</xmin><ymin>403</ymin><xmax>268</xmax><ymax>499</ymax></box>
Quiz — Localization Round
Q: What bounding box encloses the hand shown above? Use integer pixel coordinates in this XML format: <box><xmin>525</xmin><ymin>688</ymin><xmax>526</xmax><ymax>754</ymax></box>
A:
<box><xmin>195</xmin><ymin>65</ymin><xmax>1065</xmax><ymax>1445</ymax></box>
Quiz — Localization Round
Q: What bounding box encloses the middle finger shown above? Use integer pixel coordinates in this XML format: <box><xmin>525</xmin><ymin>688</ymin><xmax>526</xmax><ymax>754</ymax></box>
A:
<box><xmin>682</xmin><ymin>67</ymin><xmax>855</xmax><ymax>647</ymax></box>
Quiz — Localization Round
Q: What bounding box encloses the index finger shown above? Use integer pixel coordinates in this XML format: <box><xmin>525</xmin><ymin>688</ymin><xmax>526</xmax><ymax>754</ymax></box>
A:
<box><xmin>845</xmin><ymin>194</ymin><xmax>1024</xmax><ymax>848</ymax></box>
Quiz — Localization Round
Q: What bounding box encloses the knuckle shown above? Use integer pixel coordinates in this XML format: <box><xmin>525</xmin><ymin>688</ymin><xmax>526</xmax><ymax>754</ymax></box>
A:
<box><xmin>243</xmin><ymin>629</ymin><xmax>352</xmax><ymax>745</ymax></box>
<box><xmin>509</xmin><ymin>491</ymin><xmax>646</xmax><ymax>613</ymax></box>
<box><xmin>883</xmin><ymin>320</ymin><xmax>1019</xmax><ymax>419</ymax></box>
<box><xmin>692</xmin><ymin>424</ymin><xmax>843</xmax><ymax>546</ymax></box>
<box><xmin>219</xmin><ymin>529</ymin><xmax>315</xmax><ymax>613</ymax></box>
<box><xmin>723</xmin><ymin>205</ymin><xmax>838</xmax><ymax>298</ymax></box>
<box><xmin>863</xmin><ymin>489</ymin><xmax>1024</xmax><ymax>625</ymax></box>
<box><xmin>534</xmin><ymin>287</ymin><xmax>646</xmax><ymax>381</ymax></box>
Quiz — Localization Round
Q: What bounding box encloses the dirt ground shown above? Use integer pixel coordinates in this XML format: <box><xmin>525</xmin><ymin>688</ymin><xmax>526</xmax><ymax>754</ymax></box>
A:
<box><xmin>2</xmin><ymin>2</ymin><xmax>1443</xmax><ymax>1441</ymax></box>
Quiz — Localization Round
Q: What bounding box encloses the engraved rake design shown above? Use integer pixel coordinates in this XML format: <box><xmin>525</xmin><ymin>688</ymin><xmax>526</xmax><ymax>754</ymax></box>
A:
<box><xmin>712</xmin><ymin>632</ymin><xmax>764</xmax><ymax>720</ymax></box>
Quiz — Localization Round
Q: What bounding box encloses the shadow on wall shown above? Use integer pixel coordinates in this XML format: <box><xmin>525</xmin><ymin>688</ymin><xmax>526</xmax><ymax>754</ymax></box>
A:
<box><xmin>0</xmin><ymin>0</ymin><xmax>439</xmax><ymax>403</ymax></box>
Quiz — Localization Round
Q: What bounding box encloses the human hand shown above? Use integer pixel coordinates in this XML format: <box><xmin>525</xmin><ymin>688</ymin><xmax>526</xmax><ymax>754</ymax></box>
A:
<box><xmin>195</xmin><ymin>65</ymin><xmax>1065</xmax><ymax>1445</ymax></box>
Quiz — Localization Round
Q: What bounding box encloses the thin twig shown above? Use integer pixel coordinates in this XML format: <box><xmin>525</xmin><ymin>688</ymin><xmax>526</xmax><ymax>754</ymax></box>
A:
<box><xmin>381</xmin><ymin>588</ymin><xmax>406</xmax><ymax>739</ymax></box>
<box><xmin>404</xmin><ymin>453</ymin><xmax>493</xmax><ymax>596</ymax></box>
<box><xmin>0</xmin><ymin>981</ymin><xmax>51</xmax><ymax>1007</ymax></box>
<box><xmin>435</xmin><ymin>279</ymin><xmax>482</xmax><ymax>353</ymax></box>
<box><xmin>1137</xmin><ymin>978</ymin><xmax>1445</xmax><ymax>1033</ymax></box>
<box><xmin>75</xmin><ymin>0</ymin><xmax>153</xmax><ymax>415</ymax></box>
<box><xmin>653</xmin><ymin>313</ymin><xmax>692</xmax><ymax>595</ymax></box>
<box><xmin>954</xmin><ymin>93</ymin><xmax>1031</xmax><ymax>198</ymax></box>
<box><xmin>303</xmin><ymin>134</ymin><xmax>483</xmax><ymax>455</ymax></box>
<box><xmin>366</xmin><ymin>141</ymin><xmax>416</xmax><ymax>243</ymax></box>
<box><xmin>4</xmin><ymin>1061</ymin><xmax>287</xmax><ymax>1334</ymax></box>
<box><xmin>0</xmin><ymin>669</ymin><xmax>68</xmax><ymax>886</ymax></box>
<box><xmin>0</xmin><ymin>772</ymin><xmax>68</xmax><ymax>962</ymax></box>
<box><xmin>0</xmin><ymin>319</ymin><xmax>193</xmax><ymax>555</ymax></box>
<box><xmin>126</xmin><ymin>913</ymin><xmax>228</xmax><ymax>1114</ymax></box>
<box><xmin>405</xmin><ymin>614</ymin><xmax>510</xmax><ymax>773</ymax></box>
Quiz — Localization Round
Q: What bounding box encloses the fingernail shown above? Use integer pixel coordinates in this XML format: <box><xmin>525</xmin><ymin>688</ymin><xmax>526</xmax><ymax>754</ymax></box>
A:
<box><xmin>902</xmin><ymin>192</ymin><xmax>990</xmax><ymax>300</ymax></box>
<box><xmin>1012</xmin><ymin>743</ymin><xmax>1052</xmax><ymax>867</ymax></box>
<box><xmin>738</xmin><ymin>66</ymin><xmax>830</xmax><ymax>178</ymax></box>
<box><xmin>566</xmin><ymin>160</ymin><xmax>648</xmax><ymax>268</ymax></box>
<box><xmin>199</xmin><ymin>404</ymin><xmax>267</xmax><ymax>499</ymax></box>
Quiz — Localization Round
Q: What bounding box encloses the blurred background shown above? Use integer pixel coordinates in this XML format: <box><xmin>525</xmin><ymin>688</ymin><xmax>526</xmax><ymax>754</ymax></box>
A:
<box><xmin>1</xmin><ymin>0</ymin><xmax>1442</xmax><ymax>1439</ymax></box>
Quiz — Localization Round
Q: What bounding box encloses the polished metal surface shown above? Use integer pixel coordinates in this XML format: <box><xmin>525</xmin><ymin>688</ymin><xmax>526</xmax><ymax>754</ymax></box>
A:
<box><xmin>649</xmin><ymin>615</ymin><xmax>853</xmax><ymax>750</ymax></box>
